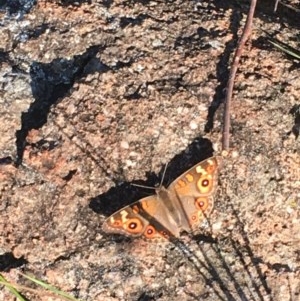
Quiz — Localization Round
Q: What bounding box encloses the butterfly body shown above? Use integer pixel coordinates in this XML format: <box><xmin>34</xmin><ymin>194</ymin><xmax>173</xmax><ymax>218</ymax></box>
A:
<box><xmin>102</xmin><ymin>156</ymin><xmax>222</xmax><ymax>241</ymax></box>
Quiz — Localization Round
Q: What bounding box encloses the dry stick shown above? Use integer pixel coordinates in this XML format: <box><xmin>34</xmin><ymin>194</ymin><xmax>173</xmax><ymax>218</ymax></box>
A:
<box><xmin>222</xmin><ymin>0</ymin><xmax>257</xmax><ymax>150</ymax></box>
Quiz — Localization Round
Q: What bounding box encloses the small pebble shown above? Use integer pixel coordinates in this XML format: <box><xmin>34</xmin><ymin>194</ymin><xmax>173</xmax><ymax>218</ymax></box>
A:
<box><xmin>189</xmin><ymin>120</ymin><xmax>198</xmax><ymax>130</ymax></box>
<box><xmin>120</xmin><ymin>141</ymin><xmax>129</xmax><ymax>149</ymax></box>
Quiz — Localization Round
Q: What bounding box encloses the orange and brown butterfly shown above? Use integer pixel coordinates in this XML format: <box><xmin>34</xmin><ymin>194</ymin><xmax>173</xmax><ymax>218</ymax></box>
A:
<box><xmin>102</xmin><ymin>156</ymin><xmax>222</xmax><ymax>241</ymax></box>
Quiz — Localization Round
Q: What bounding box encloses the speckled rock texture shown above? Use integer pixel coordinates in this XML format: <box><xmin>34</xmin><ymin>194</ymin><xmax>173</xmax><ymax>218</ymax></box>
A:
<box><xmin>0</xmin><ymin>0</ymin><xmax>299</xmax><ymax>300</ymax></box>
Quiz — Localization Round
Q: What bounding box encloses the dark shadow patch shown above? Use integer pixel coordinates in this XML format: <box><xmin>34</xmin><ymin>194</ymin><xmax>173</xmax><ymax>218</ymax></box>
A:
<box><xmin>121</xmin><ymin>0</ymin><xmax>151</xmax><ymax>6</ymax></box>
<box><xmin>89</xmin><ymin>182</ymin><xmax>146</xmax><ymax>217</ymax></box>
<box><xmin>0</xmin><ymin>0</ymin><xmax>36</xmax><ymax>15</ymax></box>
<box><xmin>138</xmin><ymin>292</ymin><xmax>157</xmax><ymax>301</ymax></box>
<box><xmin>0</xmin><ymin>252</ymin><xmax>27</xmax><ymax>272</ymax></box>
<box><xmin>289</xmin><ymin>104</ymin><xmax>300</xmax><ymax>139</ymax></box>
<box><xmin>15</xmin><ymin>45</ymin><xmax>105</xmax><ymax>166</ymax></box>
<box><xmin>101</xmin><ymin>0</ymin><xmax>114</xmax><ymax>8</ymax></box>
<box><xmin>124</xmin><ymin>83</ymin><xmax>143</xmax><ymax>100</ymax></box>
<box><xmin>62</xmin><ymin>169</ymin><xmax>77</xmax><ymax>181</ymax></box>
<box><xmin>22</xmin><ymin>23</ymin><xmax>54</xmax><ymax>41</ymax></box>
<box><xmin>192</xmin><ymin>233</ymin><xmax>216</xmax><ymax>244</ymax></box>
<box><xmin>120</xmin><ymin>14</ymin><xmax>148</xmax><ymax>28</ymax></box>
<box><xmin>28</xmin><ymin>139</ymin><xmax>60</xmax><ymax>153</ymax></box>
<box><xmin>266</xmin><ymin>262</ymin><xmax>293</xmax><ymax>273</ymax></box>
<box><xmin>0</xmin><ymin>51</ymin><xmax>10</xmax><ymax>64</ymax></box>
<box><xmin>257</xmin><ymin>0</ymin><xmax>300</xmax><ymax>30</ymax></box>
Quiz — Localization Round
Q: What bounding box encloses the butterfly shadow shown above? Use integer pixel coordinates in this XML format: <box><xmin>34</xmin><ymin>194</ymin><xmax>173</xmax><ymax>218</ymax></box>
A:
<box><xmin>89</xmin><ymin>136</ymin><xmax>214</xmax><ymax>218</ymax></box>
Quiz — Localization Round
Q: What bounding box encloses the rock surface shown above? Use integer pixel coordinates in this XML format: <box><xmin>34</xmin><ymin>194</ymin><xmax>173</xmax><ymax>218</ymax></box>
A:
<box><xmin>0</xmin><ymin>0</ymin><xmax>299</xmax><ymax>300</ymax></box>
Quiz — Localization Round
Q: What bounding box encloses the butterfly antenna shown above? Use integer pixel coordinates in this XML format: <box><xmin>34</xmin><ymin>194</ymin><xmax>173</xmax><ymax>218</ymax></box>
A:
<box><xmin>131</xmin><ymin>183</ymin><xmax>156</xmax><ymax>190</ymax></box>
<box><xmin>159</xmin><ymin>163</ymin><xmax>168</xmax><ymax>188</ymax></box>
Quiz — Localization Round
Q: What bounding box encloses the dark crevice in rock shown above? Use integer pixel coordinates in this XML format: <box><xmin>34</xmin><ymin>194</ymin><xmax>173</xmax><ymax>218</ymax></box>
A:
<box><xmin>62</xmin><ymin>169</ymin><xmax>77</xmax><ymax>181</ymax></box>
<box><xmin>0</xmin><ymin>156</ymin><xmax>13</xmax><ymax>165</ymax></box>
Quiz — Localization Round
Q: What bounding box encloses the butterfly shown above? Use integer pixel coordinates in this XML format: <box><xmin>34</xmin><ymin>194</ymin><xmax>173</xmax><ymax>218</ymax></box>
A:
<box><xmin>102</xmin><ymin>156</ymin><xmax>222</xmax><ymax>241</ymax></box>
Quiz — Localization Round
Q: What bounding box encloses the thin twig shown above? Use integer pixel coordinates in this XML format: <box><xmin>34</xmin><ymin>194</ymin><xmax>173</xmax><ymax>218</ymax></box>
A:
<box><xmin>274</xmin><ymin>0</ymin><xmax>279</xmax><ymax>12</ymax></box>
<box><xmin>222</xmin><ymin>0</ymin><xmax>257</xmax><ymax>150</ymax></box>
